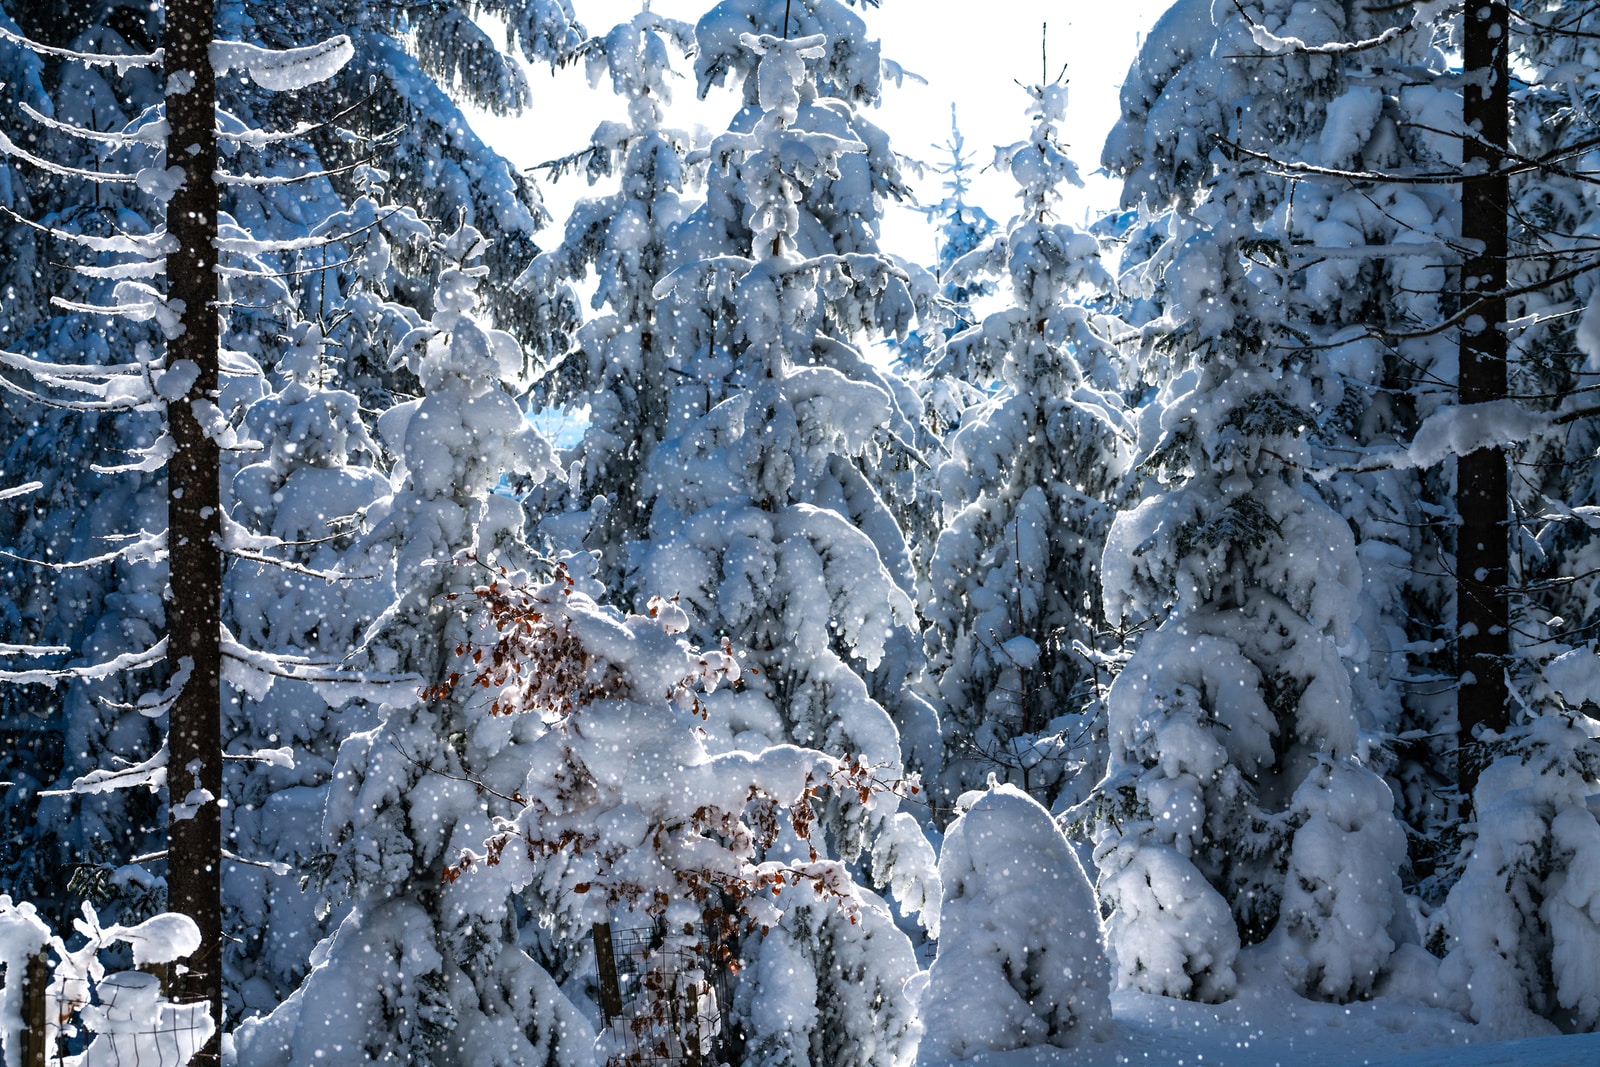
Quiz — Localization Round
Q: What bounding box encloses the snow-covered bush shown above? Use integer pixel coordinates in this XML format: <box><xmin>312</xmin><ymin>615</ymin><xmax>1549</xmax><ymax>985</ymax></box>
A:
<box><xmin>1440</xmin><ymin>714</ymin><xmax>1600</xmax><ymax>1035</ymax></box>
<box><xmin>919</xmin><ymin>784</ymin><xmax>1110</xmax><ymax>1062</ymax></box>
<box><xmin>433</xmin><ymin>563</ymin><xmax>925</xmax><ymax>1067</ymax></box>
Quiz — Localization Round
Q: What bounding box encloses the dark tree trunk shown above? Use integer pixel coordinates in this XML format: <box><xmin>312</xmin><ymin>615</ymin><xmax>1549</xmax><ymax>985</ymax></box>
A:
<box><xmin>1457</xmin><ymin>0</ymin><xmax>1510</xmax><ymax>796</ymax></box>
<box><xmin>164</xmin><ymin>0</ymin><xmax>222</xmax><ymax>1058</ymax></box>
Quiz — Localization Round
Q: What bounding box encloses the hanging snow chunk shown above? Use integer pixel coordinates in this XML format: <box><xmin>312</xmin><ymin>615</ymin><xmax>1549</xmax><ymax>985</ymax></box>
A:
<box><xmin>114</xmin><ymin>912</ymin><xmax>203</xmax><ymax>968</ymax></box>
<box><xmin>210</xmin><ymin>36</ymin><xmax>353</xmax><ymax>92</ymax></box>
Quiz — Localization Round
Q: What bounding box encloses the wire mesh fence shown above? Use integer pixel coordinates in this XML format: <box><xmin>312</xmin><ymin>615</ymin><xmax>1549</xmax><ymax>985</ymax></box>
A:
<box><xmin>17</xmin><ymin>954</ymin><xmax>212</xmax><ymax>1067</ymax></box>
<box><xmin>594</xmin><ymin>922</ymin><xmax>736</xmax><ymax>1067</ymax></box>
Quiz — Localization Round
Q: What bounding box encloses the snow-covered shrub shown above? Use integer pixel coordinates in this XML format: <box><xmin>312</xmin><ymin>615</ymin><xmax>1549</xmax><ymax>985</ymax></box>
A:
<box><xmin>1440</xmin><ymin>714</ymin><xmax>1600</xmax><ymax>1035</ymax></box>
<box><xmin>1277</xmin><ymin>756</ymin><xmax>1410</xmax><ymax>999</ymax></box>
<box><xmin>919</xmin><ymin>784</ymin><xmax>1110</xmax><ymax>1062</ymax></box>
<box><xmin>433</xmin><ymin>564</ymin><xmax>925</xmax><ymax>1067</ymax></box>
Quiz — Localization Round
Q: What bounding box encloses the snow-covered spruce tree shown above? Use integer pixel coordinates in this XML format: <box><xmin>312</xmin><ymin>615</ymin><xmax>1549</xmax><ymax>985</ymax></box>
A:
<box><xmin>644</xmin><ymin>0</ymin><xmax>935</xmax><ymax>776</ymax></box>
<box><xmin>902</xmin><ymin>107</ymin><xmax>997</xmax><ymax>364</ymax></box>
<box><xmin>523</xmin><ymin>5</ymin><xmax>700</xmax><ymax>591</ymax></box>
<box><xmin>680</xmin><ymin>0</ymin><xmax>931</xmax><ymax>648</ymax></box>
<box><xmin>218</xmin><ymin>181</ymin><xmax>430</xmax><ymax>1018</ymax></box>
<box><xmin>229</xmin><ymin>224</ymin><xmax>595</xmax><ymax>1066</ymax></box>
<box><xmin>1084</xmin><ymin>0</ymin><xmax>1413</xmax><ymax>1003</ymax></box>
<box><xmin>633</xmin><ymin>25</ymin><xmax>934</xmax><ymax>1066</ymax></box>
<box><xmin>888</xmin><ymin>107</ymin><xmax>995</xmax><ymax>393</ymax></box>
<box><xmin>919</xmin><ymin>783</ymin><xmax>1110</xmax><ymax>1062</ymax></box>
<box><xmin>921</xmin><ymin>80</ymin><xmax>1133</xmax><ymax>811</ymax></box>
<box><xmin>883</xmin><ymin>108</ymin><xmax>995</xmax><ymax>594</ymax></box>
<box><xmin>1217</xmin><ymin>0</ymin><xmax>1465</xmax><ymax>901</ymax></box>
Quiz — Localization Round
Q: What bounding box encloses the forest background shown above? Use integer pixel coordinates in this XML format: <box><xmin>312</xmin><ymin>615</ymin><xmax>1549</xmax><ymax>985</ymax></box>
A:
<box><xmin>1</xmin><ymin>0</ymin><xmax>1599</xmax><ymax>1066</ymax></box>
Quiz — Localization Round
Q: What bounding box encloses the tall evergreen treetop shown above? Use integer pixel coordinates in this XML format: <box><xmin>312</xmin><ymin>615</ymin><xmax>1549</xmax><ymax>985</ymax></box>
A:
<box><xmin>923</xmin><ymin>81</ymin><xmax>1133</xmax><ymax>811</ymax></box>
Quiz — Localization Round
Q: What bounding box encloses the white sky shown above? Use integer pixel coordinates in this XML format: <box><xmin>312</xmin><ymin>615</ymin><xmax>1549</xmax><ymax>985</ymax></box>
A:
<box><xmin>478</xmin><ymin>0</ymin><xmax>1170</xmax><ymax>262</ymax></box>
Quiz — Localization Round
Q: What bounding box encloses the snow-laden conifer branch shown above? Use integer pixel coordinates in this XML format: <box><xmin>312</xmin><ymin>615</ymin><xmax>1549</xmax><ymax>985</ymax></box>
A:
<box><xmin>0</xmin><ymin>21</ymin><xmax>161</xmax><ymax>70</ymax></box>
<box><xmin>1216</xmin><ymin>134</ymin><xmax>1483</xmax><ymax>185</ymax></box>
<box><xmin>1291</xmin><ymin>251</ymin><xmax>1600</xmax><ymax>349</ymax></box>
<box><xmin>1401</xmin><ymin>119</ymin><xmax>1600</xmax><ymax>187</ymax></box>
<box><xmin>215</xmin><ymin>88</ymin><xmax>391</xmax><ymax>148</ymax></box>
<box><xmin>0</xmin><ymin>371</ymin><xmax>158</xmax><ymax>412</ymax></box>
<box><xmin>50</xmin><ymin>289</ymin><xmax>181</xmax><ymax>338</ymax></box>
<box><xmin>1224</xmin><ymin>124</ymin><xmax>1600</xmax><ymax>190</ymax></box>
<box><xmin>528</xmin><ymin>144</ymin><xmax>602</xmax><ymax>181</ymax></box>
<box><xmin>1552</xmin><ymin>401</ymin><xmax>1600</xmax><ymax>426</ymax></box>
<box><xmin>13</xmin><ymin>89</ymin><xmax>373</xmax><ymax>154</ymax></box>
<box><xmin>220</xmin><ymin>511</ymin><xmax>381</xmax><ymax>581</ymax></box>
<box><xmin>220</xmin><ymin>547</ymin><xmax>380</xmax><ymax>582</ymax></box>
<box><xmin>220</xmin><ymin>849</ymin><xmax>291</xmax><ymax>874</ymax></box>
<box><xmin>219</xmin><ymin>628</ymin><xmax>423</xmax><ymax>690</ymax></box>
<box><xmin>653</xmin><ymin>250</ymin><xmax>908</xmax><ymax>303</ymax></box>
<box><xmin>1288</xmin><ymin>241</ymin><xmax>1461</xmax><ymax>260</ymax></box>
<box><xmin>0</xmin><ymin>638</ymin><xmax>166</xmax><ymax>687</ymax></box>
<box><xmin>1228</xmin><ymin>0</ymin><xmax>1411</xmax><ymax>57</ymax></box>
<box><xmin>0</xmin><ymin>349</ymin><xmax>159</xmax><ymax>415</ymax></box>
<box><xmin>0</xmin><ymin>481</ymin><xmax>41</xmax><ymax>502</ymax></box>
<box><xmin>213</xmin><ymin>216</ymin><xmax>406</xmax><ymax>254</ymax></box>
<box><xmin>0</xmin><ymin>641</ymin><xmax>71</xmax><ymax>656</ymax></box>
<box><xmin>42</xmin><ymin>741</ymin><xmax>170</xmax><ymax>798</ymax></box>
<box><xmin>0</xmin><ymin>202</ymin><xmax>174</xmax><ymax>254</ymax></box>
<box><xmin>1513</xmin><ymin>7</ymin><xmax>1600</xmax><ymax>40</ymax></box>
<box><xmin>215</xmin><ymin>157</ymin><xmax>384</xmax><ymax>188</ymax></box>
<box><xmin>210</xmin><ymin>37</ymin><xmax>354</xmax><ymax>92</ymax></box>
<box><xmin>221</xmin><ymin>747</ymin><xmax>294</xmax><ymax>767</ymax></box>
<box><xmin>17</xmin><ymin>102</ymin><xmax>166</xmax><ymax>146</ymax></box>
<box><xmin>91</xmin><ymin>436</ymin><xmax>173</xmax><ymax>476</ymax></box>
<box><xmin>0</xmin><ymin>127</ymin><xmax>143</xmax><ymax>183</ymax></box>
<box><xmin>0</xmin><ymin>347</ymin><xmax>153</xmax><ymax>382</ymax></box>
<box><xmin>0</xmin><ymin>529</ymin><xmax>165</xmax><ymax>572</ymax></box>
<box><xmin>74</xmin><ymin>260</ymin><xmax>166</xmax><ymax>281</ymax></box>
<box><xmin>1313</xmin><ymin>400</ymin><xmax>1547</xmax><ymax>475</ymax></box>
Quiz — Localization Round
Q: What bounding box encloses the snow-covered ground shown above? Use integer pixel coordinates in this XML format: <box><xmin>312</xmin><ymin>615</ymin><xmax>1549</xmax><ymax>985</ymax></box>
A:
<box><xmin>930</xmin><ymin>981</ymin><xmax>1600</xmax><ymax>1067</ymax></box>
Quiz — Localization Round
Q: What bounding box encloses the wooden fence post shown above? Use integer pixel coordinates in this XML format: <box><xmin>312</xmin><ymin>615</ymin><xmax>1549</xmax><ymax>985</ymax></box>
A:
<box><xmin>684</xmin><ymin>980</ymin><xmax>702</xmax><ymax>1067</ymax></box>
<box><xmin>23</xmin><ymin>950</ymin><xmax>49</xmax><ymax>1067</ymax></box>
<box><xmin>593</xmin><ymin>923</ymin><xmax>623</xmax><ymax>1023</ymax></box>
